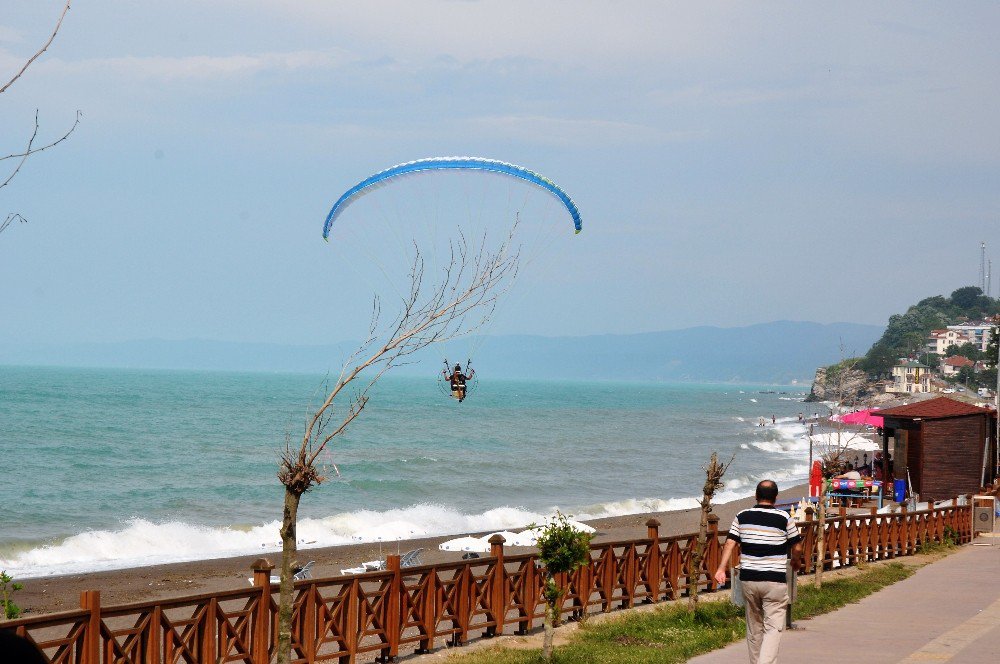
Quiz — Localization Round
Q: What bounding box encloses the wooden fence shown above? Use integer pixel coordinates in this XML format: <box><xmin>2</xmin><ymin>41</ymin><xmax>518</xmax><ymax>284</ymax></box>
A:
<box><xmin>4</xmin><ymin>500</ymin><xmax>974</xmax><ymax>663</ymax></box>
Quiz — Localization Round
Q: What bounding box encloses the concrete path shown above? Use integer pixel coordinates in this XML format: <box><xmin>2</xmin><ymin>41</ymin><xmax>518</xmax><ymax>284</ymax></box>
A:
<box><xmin>689</xmin><ymin>538</ymin><xmax>1000</xmax><ymax>663</ymax></box>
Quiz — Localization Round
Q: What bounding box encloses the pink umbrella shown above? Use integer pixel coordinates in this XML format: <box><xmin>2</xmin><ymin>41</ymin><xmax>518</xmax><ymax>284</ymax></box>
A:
<box><xmin>840</xmin><ymin>409</ymin><xmax>883</xmax><ymax>427</ymax></box>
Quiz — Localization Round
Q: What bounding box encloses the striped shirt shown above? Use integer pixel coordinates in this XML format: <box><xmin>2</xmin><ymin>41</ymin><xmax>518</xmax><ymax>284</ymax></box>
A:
<box><xmin>727</xmin><ymin>505</ymin><xmax>801</xmax><ymax>583</ymax></box>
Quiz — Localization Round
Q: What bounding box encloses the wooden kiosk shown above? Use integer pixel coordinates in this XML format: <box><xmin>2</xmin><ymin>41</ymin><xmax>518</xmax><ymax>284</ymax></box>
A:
<box><xmin>877</xmin><ymin>396</ymin><xmax>997</xmax><ymax>499</ymax></box>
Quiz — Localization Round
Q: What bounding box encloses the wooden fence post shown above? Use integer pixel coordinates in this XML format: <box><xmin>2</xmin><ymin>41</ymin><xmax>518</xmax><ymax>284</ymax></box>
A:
<box><xmin>516</xmin><ymin>557</ymin><xmax>536</xmax><ymax>635</ymax></box>
<box><xmin>802</xmin><ymin>507</ymin><xmax>814</xmax><ymax>574</ymax></box>
<box><xmin>384</xmin><ymin>554</ymin><xmax>402</xmax><ymax>661</ymax></box>
<box><xmin>250</xmin><ymin>559</ymin><xmax>273</xmax><ymax>664</ymax></box>
<box><xmin>489</xmin><ymin>535</ymin><xmax>506</xmax><ymax>636</ymax></box>
<box><xmin>201</xmin><ymin>597</ymin><xmax>218</xmax><ymax>664</ymax></box>
<box><xmin>645</xmin><ymin>519</ymin><xmax>661</xmax><ymax>603</ymax></box>
<box><xmin>80</xmin><ymin>590</ymin><xmax>100</xmax><ymax>664</ymax></box>
<box><xmin>147</xmin><ymin>603</ymin><xmax>162</xmax><ymax>664</ymax></box>
<box><xmin>342</xmin><ymin>579</ymin><xmax>360</xmax><ymax>663</ymax></box>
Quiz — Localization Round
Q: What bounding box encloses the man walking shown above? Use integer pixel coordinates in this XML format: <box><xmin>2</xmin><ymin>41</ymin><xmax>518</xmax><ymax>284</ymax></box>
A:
<box><xmin>714</xmin><ymin>480</ymin><xmax>802</xmax><ymax>664</ymax></box>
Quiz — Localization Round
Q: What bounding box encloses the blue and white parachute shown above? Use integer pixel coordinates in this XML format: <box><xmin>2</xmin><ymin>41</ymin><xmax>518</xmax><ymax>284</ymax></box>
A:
<box><xmin>322</xmin><ymin>157</ymin><xmax>582</xmax><ymax>240</ymax></box>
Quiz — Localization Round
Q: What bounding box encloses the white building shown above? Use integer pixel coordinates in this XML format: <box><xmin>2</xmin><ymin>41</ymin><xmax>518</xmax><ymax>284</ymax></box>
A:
<box><xmin>945</xmin><ymin>323</ymin><xmax>994</xmax><ymax>353</ymax></box>
<box><xmin>927</xmin><ymin>328</ymin><xmax>975</xmax><ymax>355</ymax></box>
<box><xmin>886</xmin><ymin>359</ymin><xmax>932</xmax><ymax>394</ymax></box>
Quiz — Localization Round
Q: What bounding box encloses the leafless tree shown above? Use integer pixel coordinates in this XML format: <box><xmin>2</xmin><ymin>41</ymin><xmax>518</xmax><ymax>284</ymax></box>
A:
<box><xmin>1</xmin><ymin>1</ymin><xmax>80</xmax><ymax>237</ymax></box>
<box><xmin>810</xmin><ymin>353</ymin><xmax>872</xmax><ymax>588</ymax></box>
<box><xmin>688</xmin><ymin>451</ymin><xmax>735</xmax><ymax>608</ymax></box>
<box><xmin>274</xmin><ymin>232</ymin><xmax>519</xmax><ymax>664</ymax></box>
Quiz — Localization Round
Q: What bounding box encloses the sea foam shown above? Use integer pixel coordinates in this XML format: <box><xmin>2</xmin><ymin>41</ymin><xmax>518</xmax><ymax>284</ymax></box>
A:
<box><xmin>2</xmin><ymin>482</ymin><xmax>807</xmax><ymax>579</ymax></box>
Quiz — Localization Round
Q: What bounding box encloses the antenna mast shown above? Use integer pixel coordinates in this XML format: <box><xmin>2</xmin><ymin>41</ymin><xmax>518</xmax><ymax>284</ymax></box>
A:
<box><xmin>981</xmin><ymin>241</ymin><xmax>987</xmax><ymax>292</ymax></box>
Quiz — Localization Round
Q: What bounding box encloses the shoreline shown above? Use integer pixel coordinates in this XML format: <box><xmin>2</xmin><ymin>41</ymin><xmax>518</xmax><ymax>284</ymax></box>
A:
<box><xmin>15</xmin><ymin>482</ymin><xmax>809</xmax><ymax>616</ymax></box>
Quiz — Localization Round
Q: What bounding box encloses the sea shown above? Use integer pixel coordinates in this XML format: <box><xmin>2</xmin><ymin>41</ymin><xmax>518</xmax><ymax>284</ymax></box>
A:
<box><xmin>0</xmin><ymin>365</ymin><xmax>821</xmax><ymax>579</ymax></box>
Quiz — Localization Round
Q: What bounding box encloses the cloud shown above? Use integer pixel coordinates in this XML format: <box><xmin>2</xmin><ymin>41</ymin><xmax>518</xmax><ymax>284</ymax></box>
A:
<box><xmin>0</xmin><ymin>25</ymin><xmax>24</xmax><ymax>44</ymax></box>
<box><xmin>465</xmin><ymin>114</ymin><xmax>705</xmax><ymax>146</ymax></box>
<box><xmin>39</xmin><ymin>49</ymin><xmax>353</xmax><ymax>82</ymax></box>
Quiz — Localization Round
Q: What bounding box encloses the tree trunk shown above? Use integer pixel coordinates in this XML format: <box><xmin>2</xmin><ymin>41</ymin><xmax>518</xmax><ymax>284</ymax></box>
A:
<box><xmin>542</xmin><ymin>600</ymin><xmax>556</xmax><ymax>660</ymax></box>
<box><xmin>688</xmin><ymin>494</ymin><xmax>711</xmax><ymax>609</ymax></box>
<box><xmin>276</xmin><ymin>488</ymin><xmax>301</xmax><ymax>664</ymax></box>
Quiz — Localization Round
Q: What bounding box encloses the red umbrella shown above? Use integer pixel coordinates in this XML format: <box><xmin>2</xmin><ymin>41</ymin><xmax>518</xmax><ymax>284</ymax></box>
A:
<box><xmin>839</xmin><ymin>409</ymin><xmax>884</xmax><ymax>427</ymax></box>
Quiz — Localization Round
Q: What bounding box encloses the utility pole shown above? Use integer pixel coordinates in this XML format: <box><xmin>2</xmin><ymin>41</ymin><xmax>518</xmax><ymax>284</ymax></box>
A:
<box><xmin>981</xmin><ymin>241</ymin><xmax>987</xmax><ymax>292</ymax></box>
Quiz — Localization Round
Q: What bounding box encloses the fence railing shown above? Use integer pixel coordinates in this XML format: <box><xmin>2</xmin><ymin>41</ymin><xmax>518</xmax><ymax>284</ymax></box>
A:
<box><xmin>4</xmin><ymin>500</ymin><xmax>974</xmax><ymax>663</ymax></box>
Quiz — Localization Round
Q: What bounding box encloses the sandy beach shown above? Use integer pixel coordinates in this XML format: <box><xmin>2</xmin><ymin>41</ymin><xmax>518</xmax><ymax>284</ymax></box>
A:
<box><xmin>16</xmin><ymin>483</ymin><xmax>809</xmax><ymax>616</ymax></box>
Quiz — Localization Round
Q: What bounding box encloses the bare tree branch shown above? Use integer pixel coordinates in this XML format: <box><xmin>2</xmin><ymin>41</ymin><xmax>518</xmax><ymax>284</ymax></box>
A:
<box><xmin>1</xmin><ymin>2</ymin><xmax>79</xmax><ymax>229</ymax></box>
<box><xmin>0</xmin><ymin>1</ymin><xmax>72</xmax><ymax>95</ymax></box>
<box><xmin>0</xmin><ymin>110</ymin><xmax>81</xmax><ymax>193</ymax></box>
<box><xmin>0</xmin><ymin>213</ymin><xmax>28</xmax><ymax>236</ymax></box>
<box><xmin>273</xmin><ymin>225</ymin><xmax>520</xmax><ymax>664</ymax></box>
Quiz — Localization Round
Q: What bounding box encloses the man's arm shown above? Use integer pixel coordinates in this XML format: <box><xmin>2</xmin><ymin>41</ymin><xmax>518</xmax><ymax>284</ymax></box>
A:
<box><xmin>713</xmin><ymin>539</ymin><xmax>737</xmax><ymax>585</ymax></box>
<box><xmin>790</xmin><ymin>541</ymin><xmax>803</xmax><ymax>571</ymax></box>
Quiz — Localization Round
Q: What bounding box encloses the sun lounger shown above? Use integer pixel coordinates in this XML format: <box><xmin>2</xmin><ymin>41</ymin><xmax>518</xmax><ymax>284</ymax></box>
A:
<box><xmin>400</xmin><ymin>548</ymin><xmax>424</xmax><ymax>568</ymax></box>
<box><xmin>340</xmin><ymin>565</ymin><xmax>367</xmax><ymax>575</ymax></box>
<box><xmin>247</xmin><ymin>560</ymin><xmax>316</xmax><ymax>585</ymax></box>
<box><xmin>341</xmin><ymin>551</ymin><xmax>423</xmax><ymax>576</ymax></box>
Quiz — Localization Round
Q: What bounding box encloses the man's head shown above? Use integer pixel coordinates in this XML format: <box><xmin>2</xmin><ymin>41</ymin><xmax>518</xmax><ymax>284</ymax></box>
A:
<box><xmin>454</xmin><ymin>364</ymin><xmax>461</xmax><ymax>371</ymax></box>
<box><xmin>755</xmin><ymin>480</ymin><xmax>779</xmax><ymax>504</ymax></box>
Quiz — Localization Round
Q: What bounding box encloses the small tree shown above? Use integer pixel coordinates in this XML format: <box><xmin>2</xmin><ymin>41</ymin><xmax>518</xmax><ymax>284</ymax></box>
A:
<box><xmin>1</xmin><ymin>570</ymin><xmax>24</xmax><ymax>619</ymax></box>
<box><xmin>274</xmin><ymin>234</ymin><xmax>518</xmax><ymax>664</ymax></box>
<box><xmin>688</xmin><ymin>451</ymin><xmax>734</xmax><ymax>608</ymax></box>
<box><xmin>535</xmin><ymin>512</ymin><xmax>593</xmax><ymax>660</ymax></box>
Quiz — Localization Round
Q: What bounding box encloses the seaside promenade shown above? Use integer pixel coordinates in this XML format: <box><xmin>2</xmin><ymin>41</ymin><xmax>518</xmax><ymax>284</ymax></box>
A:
<box><xmin>691</xmin><ymin>537</ymin><xmax>1000</xmax><ymax>663</ymax></box>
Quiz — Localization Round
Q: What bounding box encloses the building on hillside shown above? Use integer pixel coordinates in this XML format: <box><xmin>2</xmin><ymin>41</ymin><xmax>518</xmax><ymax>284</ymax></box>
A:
<box><xmin>877</xmin><ymin>396</ymin><xmax>997</xmax><ymax>498</ymax></box>
<box><xmin>945</xmin><ymin>323</ymin><xmax>994</xmax><ymax>353</ymax></box>
<box><xmin>926</xmin><ymin>328</ymin><xmax>976</xmax><ymax>355</ymax></box>
<box><xmin>940</xmin><ymin>355</ymin><xmax>975</xmax><ymax>377</ymax></box>
<box><xmin>886</xmin><ymin>359</ymin><xmax>932</xmax><ymax>394</ymax></box>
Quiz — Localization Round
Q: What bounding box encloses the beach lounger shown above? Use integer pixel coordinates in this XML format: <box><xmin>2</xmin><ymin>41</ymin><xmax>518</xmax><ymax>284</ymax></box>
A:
<box><xmin>340</xmin><ymin>565</ymin><xmax>367</xmax><ymax>575</ymax></box>
<box><xmin>341</xmin><ymin>551</ymin><xmax>422</xmax><ymax>576</ymax></box>
<box><xmin>400</xmin><ymin>548</ymin><xmax>424</xmax><ymax>568</ymax></box>
<box><xmin>340</xmin><ymin>559</ymin><xmax>384</xmax><ymax>575</ymax></box>
<box><xmin>246</xmin><ymin>560</ymin><xmax>316</xmax><ymax>585</ymax></box>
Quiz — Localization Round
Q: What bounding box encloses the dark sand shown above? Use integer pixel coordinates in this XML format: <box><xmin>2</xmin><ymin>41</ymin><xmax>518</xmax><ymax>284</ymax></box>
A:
<box><xmin>16</xmin><ymin>483</ymin><xmax>810</xmax><ymax>616</ymax></box>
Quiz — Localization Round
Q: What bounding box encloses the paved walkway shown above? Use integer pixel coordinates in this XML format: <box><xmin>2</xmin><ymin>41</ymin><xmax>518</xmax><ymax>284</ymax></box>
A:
<box><xmin>690</xmin><ymin>538</ymin><xmax>1000</xmax><ymax>663</ymax></box>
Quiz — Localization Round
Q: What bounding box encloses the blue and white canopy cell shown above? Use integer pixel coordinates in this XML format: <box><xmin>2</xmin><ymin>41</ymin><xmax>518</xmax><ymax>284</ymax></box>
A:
<box><xmin>322</xmin><ymin>157</ymin><xmax>583</xmax><ymax>240</ymax></box>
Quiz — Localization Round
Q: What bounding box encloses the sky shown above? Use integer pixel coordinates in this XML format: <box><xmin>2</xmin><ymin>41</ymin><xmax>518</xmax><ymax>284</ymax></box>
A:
<box><xmin>1</xmin><ymin>1</ymin><xmax>999</xmax><ymax>346</ymax></box>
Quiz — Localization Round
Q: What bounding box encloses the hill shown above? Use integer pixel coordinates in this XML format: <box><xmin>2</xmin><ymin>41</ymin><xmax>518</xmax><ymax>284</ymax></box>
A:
<box><xmin>859</xmin><ymin>286</ymin><xmax>1000</xmax><ymax>375</ymax></box>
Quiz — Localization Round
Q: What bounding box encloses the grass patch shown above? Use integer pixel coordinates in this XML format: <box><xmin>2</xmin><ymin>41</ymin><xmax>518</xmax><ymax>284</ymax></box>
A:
<box><xmin>794</xmin><ymin>562</ymin><xmax>913</xmax><ymax>619</ymax></box>
<box><xmin>447</xmin><ymin>563</ymin><xmax>915</xmax><ymax>663</ymax></box>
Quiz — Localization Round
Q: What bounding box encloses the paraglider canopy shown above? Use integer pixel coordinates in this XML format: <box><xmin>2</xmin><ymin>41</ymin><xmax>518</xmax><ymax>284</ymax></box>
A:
<box><xmin>322</xmin><ymin>157</ymin><xmax>583</xmax><ymax>240</ymax></box>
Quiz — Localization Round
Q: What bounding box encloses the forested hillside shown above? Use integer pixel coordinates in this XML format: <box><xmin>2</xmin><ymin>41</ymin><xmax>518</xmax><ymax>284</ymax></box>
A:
<box><xmin>859</xmin><ymin>286</ymin><xmax>1000</xmax><ymax>376</ymax></box>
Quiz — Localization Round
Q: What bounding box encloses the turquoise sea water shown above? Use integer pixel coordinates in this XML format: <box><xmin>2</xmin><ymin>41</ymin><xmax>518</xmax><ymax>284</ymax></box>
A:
<box><xmin>0</xmin><ymin>366</ymin><xmax>816</xmax><ymax>577</ymax></box>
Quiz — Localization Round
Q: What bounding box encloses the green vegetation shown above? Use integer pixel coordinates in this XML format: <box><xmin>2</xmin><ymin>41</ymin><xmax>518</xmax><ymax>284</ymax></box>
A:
<box><xmin>823</xmin><ymin>357</ymin><xmax>866</xmax><ymax>376</ymax></box>
<box><xmin>1</xmin><ymin>570</ymin><xmax>24</xmax><ymax>620</ymax></box>
<box><xmin>859</xmin><ymin>286</ymin><xmax>1000</xmax><ymax>376</ymax></box>
<box><xmin>984</xmin><ymin>326</ymin><xmax>999</xmax><ymax>388</ymax></box>
<box><xmin>535</xmin><ymin>513</ymin><xmax>594</xmax><ymax>659</ymax></box>
<box><xmin>792</xmin><ymin>562</ymin><xmax>912</xmax><ymax>618</ymax></box>
<box><xmin>917</xmin><ymin>526</ymin><xmax>958</xmax><ymax>555</ymax></box>
<box><xmin>447</xmin><ymin>563</ymin><xmax>914</xmax><ymax>663</ymax></box>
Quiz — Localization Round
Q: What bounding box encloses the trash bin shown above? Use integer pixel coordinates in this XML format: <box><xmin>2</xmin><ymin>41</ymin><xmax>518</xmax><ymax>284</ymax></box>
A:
<box><xmin>894</xmin><ymin>479</ymin><xmax>906</xmax><ymax>502</ymax></box>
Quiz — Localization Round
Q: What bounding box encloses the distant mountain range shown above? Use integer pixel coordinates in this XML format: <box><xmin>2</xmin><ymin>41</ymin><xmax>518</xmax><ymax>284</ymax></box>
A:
<box><xmin>0</xmin><ymin>321</ymin><xmax>882</xmax><ymax>384</ymax></box>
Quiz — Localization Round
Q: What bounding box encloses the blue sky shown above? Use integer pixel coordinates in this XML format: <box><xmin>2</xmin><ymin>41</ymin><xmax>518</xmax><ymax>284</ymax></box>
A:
<box><xmin>1</xmin><ymin>1</ymin><xmax>998</xmax><ymax>345</ymax></box>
